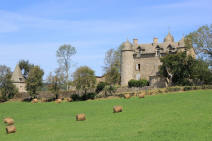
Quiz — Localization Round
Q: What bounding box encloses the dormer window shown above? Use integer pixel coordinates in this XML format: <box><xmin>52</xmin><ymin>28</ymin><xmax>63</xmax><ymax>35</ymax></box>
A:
<box><xmin>156</xmin><ymin>50</ymin><xmax>160</xmax><ymax>56</ymax></box>
<box><xmin>167</xmin><ymin>45</ymin><xmax>175</xmax><ymax>54</ymax></box>
<box><xmin>155</xmin><ymin>46</ymin><xmax>161</xmax><ymax>57</ymax></box>
<box><xmin>137</xmin><ymin>46</ymin><xmax>145</xmax><ymax>54</ymax></box>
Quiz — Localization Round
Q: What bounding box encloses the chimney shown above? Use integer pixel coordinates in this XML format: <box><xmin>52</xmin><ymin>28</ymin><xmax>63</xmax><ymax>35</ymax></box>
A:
<box><xmin>153</xmin><ymin>37</ymin><xmax>158</xmax><ymax>44</ymax></box>
<box><xmin>133</xmin><ymin>38</ymin><xmax>138</xmax><ymax>46</ymax></box>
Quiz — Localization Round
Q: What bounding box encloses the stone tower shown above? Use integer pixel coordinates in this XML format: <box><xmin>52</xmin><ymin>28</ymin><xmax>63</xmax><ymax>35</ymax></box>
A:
<box><xmin>121</xmin><ymin>40</ymin><xmax>134</xmax><ymax>86</ymax></box>
<box><xmin>11</xmin><ymin>64</ymin><xmax>27</xmax><ymax>93</ymax></box>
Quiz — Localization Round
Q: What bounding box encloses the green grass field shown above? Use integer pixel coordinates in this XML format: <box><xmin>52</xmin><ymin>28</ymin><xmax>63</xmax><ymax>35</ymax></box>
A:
<box><xmin>1</xmin><ymin>90</ymin><xmax>212</xmax><ymax>141</ymax></box>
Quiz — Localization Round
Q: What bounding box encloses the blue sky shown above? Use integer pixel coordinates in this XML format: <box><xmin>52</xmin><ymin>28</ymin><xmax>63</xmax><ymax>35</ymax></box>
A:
<box><xmin>0</xmin><ymin>0</ymin><xmax>211</xmax><ymax>79</ymax></box>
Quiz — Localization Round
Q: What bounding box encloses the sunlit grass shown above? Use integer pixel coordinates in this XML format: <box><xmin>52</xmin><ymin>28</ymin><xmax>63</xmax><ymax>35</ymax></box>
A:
<box><xmin>0</xmin><ymin>90</ymin><xmax>212</xmax><ymax>141</ymax></box>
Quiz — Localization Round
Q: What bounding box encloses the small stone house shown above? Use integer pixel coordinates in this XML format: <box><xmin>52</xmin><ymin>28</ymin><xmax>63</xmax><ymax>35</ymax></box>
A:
<box><xmin>11</xmin><ymin>64</ymin><xmax>27</xmax><ymax>93</ymax></box>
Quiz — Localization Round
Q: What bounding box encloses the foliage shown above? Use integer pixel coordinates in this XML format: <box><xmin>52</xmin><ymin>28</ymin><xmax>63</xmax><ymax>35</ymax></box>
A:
<box><xmin>166</xmin><ymin>86</ymin><xmax>182</xmax><ymax>92</ymax></box>
<box><xmin>71</xmin><ymin>92</ymin><xmax>96</xmax><ymax>101</ymax></box>
<box><xmin>73</xmin><ymin>66</ymin><xmax>96</xmax><ymax>95</ymax></box>
<box><xmin>183</xmin><ymin>86</ymin><xmax>192</xmax><ymax>91</ymax></box>
<box><xmin>101</xmin><ymin>85</ymin><xmax>116</xmax><ymax>97</ymax></box>
<box><xmin>103</xmin><ymin>44</ymin><xmax>124</xmax><ymax>84</ymax></box>
<box><xmin>159</xmin><ymin>52</ymin><xmax>212</xmax><ymax>86</ymax></box>
<box><xmin>0</xmin><ymin>65</ymin><xmax>17</xmax><ymax>101</ymax></box>
<box><xmin>105</xmin><ymin>66</ymin><xmax>120</xmax><ymax>85</ymax></box>
<box><xmin>56</xmin><ymin>44</ymin><xmax>77</xmax><ymax>91</ymax></box>
<box><xmin>186</xmin><ymin>24</ymin><xmax>212</xmax><ymax>66</ymax></box>
<box><xmin>47</xmin><ymin>68</ymin><xmax>65</xmax><ymax>97</ymax></box>
<box><xmin>47</xmin><ymin>72</ymin><xmax>62</xmax><ymax>98</ymax></box>
<box><xmin>26</xmin><ymin>66</ymin><xmax>44</xmax><ymax>97</ymax></box>
<box><xmin>128</xmin><ymin>79</ymin><xmax>149</xmax><ymax>88</ymax></box>
<box><xmin>19</xmin><ymin>60</ymin><xmax>34</xmax><ymax>79</ymax></box>
<box><xmin>96</xmin><ymin>82</ymin><xmax>107</xmax><ymax>93</ymax></box>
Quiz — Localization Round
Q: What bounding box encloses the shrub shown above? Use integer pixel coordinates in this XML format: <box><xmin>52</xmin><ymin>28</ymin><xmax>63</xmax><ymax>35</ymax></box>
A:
<box><xmin>166</xmin><ymin>87</ymin><xmax>182</xmax><ymax>92</ymax></box>
<box><xmin>71</xmin><ymin>94</ymin><xmax>81</xmax><ymax>101</ymax></box>
<box><xmin>71</xmin><ymin>93</ymin><xmax>96</xmax><ymax>101</ymax></box>
<box><xmin>96</xmin><ymin>82</ymin><xmax>107</xmax><ymax>93</ymax></box>
<box><xmin>128</xmin><ymin>79</ymin><xmax>148</xmax><ymax>88</ymax></box>
<box><xmin>183</xmin><ymin>86</ymin><xmax>192</xmax><ymax>91</ymax></box>
<box><xmin>201</xmin><ymin>85</ymin><xmax>212</xmax><ymax>89</ymax></box>
<box><xmin>82</xmin><ymin>93</ymin><xmax>96</xmax><ymax>100</ymax></box>
<box><xmin>128</xmin><ymin>79</ymin><xmax>137</xmax><ymax>88</ymax></box>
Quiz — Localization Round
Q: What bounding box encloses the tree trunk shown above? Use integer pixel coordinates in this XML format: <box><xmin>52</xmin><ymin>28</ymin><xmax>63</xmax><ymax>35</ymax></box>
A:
<box><xmin>165</xmin><ymin>67</ymin><xmax>173</xmax><ymax>86</ymax></box>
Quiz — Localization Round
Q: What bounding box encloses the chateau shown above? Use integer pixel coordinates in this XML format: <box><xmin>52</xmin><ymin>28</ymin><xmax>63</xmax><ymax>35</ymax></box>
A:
<box><xmin>120</xmin><ymin>32</ymin><xmax>196</xmax><ymax>87</ymax></box>
<box><xmin>11</xmin><ymin>64</ymin><xmax>27</xmax><ymax>93</ymax></box>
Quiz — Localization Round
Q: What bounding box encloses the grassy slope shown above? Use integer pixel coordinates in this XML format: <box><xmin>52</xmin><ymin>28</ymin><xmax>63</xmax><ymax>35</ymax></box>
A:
<box><xmin>0</xmin><ymin>90</ymin><xmax>212</xmax><ymax>141</ymax></box>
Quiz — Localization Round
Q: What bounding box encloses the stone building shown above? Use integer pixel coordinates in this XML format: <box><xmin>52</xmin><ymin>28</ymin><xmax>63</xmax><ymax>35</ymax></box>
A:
<box><xmin>120</xmin><ymin>32</ymin><xmax>196</xmax><ymax>87</ymax></box>
<box><xmin>11</xmin><ymin>64</ymin><xmax>27</xmax><ymax>93</ymax></box>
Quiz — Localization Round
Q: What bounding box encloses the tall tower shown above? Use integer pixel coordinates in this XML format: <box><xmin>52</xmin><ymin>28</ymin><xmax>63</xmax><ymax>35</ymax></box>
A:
<box><xmin>121</xmin><ymin>40</ymin><xmax>134</xmax><ymax>86</ymax></box>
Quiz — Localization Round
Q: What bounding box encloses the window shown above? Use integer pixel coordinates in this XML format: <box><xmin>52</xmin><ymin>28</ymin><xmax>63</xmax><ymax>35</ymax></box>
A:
<box><xmin>136</xmin><ymin>64</ymin><xmax>140</xmax><ymax>71</ymax></box>
<box><xmin>136</xmin><ymin>73</ymin><xmax>141</xmax><ymax>80</ymax></box>
<box><xmin>155</xmin><ymin>46</ymin><xmax>161</xmax><ymax>57</ymax></box>
<box><xmin>156</xmin><ymin>50</ymin><xmax>160</xmax><ymax>56</ymax></box>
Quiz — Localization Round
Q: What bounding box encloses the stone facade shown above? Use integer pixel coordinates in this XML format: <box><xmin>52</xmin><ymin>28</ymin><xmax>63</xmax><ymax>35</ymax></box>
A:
<box><xmin>11</xmin><ymin>64</ymin><xmax>27</xmax><ymax>93</ymax></box>
<box><xmin>120</xmin><ymin>32</ymin><xmax>196</xmax><ymax>87</ymax></box>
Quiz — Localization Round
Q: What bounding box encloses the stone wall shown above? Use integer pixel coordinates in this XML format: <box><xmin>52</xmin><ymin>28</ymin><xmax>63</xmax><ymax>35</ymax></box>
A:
<box><xmin>115</xmin><ymin>86</ymin><xmax>154</xmax><ymax>94</ymax></box>
<box><xmin>13</xmin><ymin>91</ymin><xmax>75</xmax><ymax>101</ymax></box>
<box><xmin>134</xmin><ymin>56</ymin><xmax>161</xmax><ymax>80</ymax></box>
<box><xmin>149</xmin><ymin>75</ymin><xmax>167</xmax><ymax>88</ymax></box>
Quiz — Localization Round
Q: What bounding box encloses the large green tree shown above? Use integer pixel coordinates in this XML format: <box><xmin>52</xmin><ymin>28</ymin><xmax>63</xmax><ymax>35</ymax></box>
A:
<box><xmin>56</xmin><ymin>44</ymin><xmax>76</xmax><ymax>91</ymax></box>
<box><xmin>26</xmin><ymin>66</ymin><xmax>44</xmax><ymax>97</ymax></box>
<box><xmin>73</xmin><ymin>66</ymin><xmax>96</xmax><ymax>95</ymax></box>
<box><xmin>186</xmin><ymin>24</ymin><xmax>212</xmax><ymax>66</ymax></box>
<box><xmin>19</xmin><ymin>60</ymin><xmax>34</xmax><ymax>79</ymax></box>
<box><xmin>159</xmin><ymin>52</ymin><xmax>212</xmax><ymax>86</ymax></box>
<box><xmin>0</xmin><ymin>65</ymin><xmax>17</xmax><ymax>101</ymax></box>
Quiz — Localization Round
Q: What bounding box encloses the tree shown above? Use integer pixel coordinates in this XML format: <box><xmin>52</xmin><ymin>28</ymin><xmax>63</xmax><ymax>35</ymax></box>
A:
<box><xmin>47</xmin><ymin>68</ymin><xmax>64</xmax><ymax>98</ymax></box>
<box><xmin>159</xmin><ymin>52</ymin><xmax>212</xmax><ymax>86</ymax></box>
<box><xmin>0</xmin><ymin>65</ymin><xmax>17</xmax><ymax>101</ymax></box>
<box><xmin>56</xmin><ymin>44</ymin><xmax>76</xmax><ymax>91</ymax></box>
<box><xmin>19</xmin><ymin>60</ymin><xmax>34</xmax><ymax>79</ymax></box>
<box><xmin>103</xmin><ymin>43</ymin><xmax>124</xmax><ymax>84</ymax></box>
<box><xmin>192</xmin><ymin>59</ymin><xmax>212</xmax><ymax>84</ymax></box>
<box><xmin>26</xmin><ymin>66</ymin><xmax>44</xmax><ymax>97</ymax></box>
<box><xmin>186</xmin><ymin>24</ymin><xmax>212</xmax><ymax>66</ymax></box>
<box><xmin>73</xmin><ymin>66</ymin><xmax>96</xmax><ymax>95</ymax></box>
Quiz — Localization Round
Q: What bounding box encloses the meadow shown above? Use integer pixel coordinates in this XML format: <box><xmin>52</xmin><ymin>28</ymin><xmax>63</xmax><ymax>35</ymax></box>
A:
<box><xmin>0</xmin><ymin>90</ymin><xmax>212</xmax><ymax>141</ymax></box>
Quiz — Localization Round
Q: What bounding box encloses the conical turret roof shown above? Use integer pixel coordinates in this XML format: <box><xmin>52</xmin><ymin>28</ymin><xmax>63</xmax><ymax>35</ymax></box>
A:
<box><xmin>11</xmin><ymin>64</ymin><xmax>25</xmax><ymax>82</ymax></box>
<box><xmin>122</xmin><ymin>39</ymin><xmax>133</xmax><ymax>51</ymax></box>
<box><xmin>164</xmin><ymin>32</ymin><xmax>174</xmax><ymax>42</ymax></box>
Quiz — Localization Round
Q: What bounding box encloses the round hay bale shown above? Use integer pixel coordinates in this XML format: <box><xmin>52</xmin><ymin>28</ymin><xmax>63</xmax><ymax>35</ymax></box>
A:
<box><xmin>124</xmin><ymin>94</ymin><xmax>131</xmax><ymax>99</ymax></box>
<box><xmin>41</xmin><ymin>98</ymin><xmax>47</xmax><ymax>102</ymax></box>
<box><xmin>4</xmin><ymin>118</ymin><xmax>14</xmax><ymax>125</ymax></box>
<box><xmin>65</xmin><ymin>98</ymin><xmax>73</xmax><ymax>102</ymax></box>
<box><xmin>113</xmin><ymin>106</ymin><xmax>123</xmax><ymax>113</ymax></box>
<box><xmin>32</xmin><ymin>98</ymin><xmax>38</xmax><ymax>103</ymax></box>
<box><xmin>55</xmin><ymin>99</ymin><xmax>62</xmax><ymax>103</ymax></box>
<box><xmin>76</xmin><ymin>113</ymin><xmax>86</xmax><ymax>121</ymax></box>
<box><xmin>6</xmin><ymin>125</ymin><xmax>16</xmax><ymax>134</ymax></box>
<box><xmin>138</xmin><ymin>93</ymin><xmax>145</xmax><ymax>98</ymax></box>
